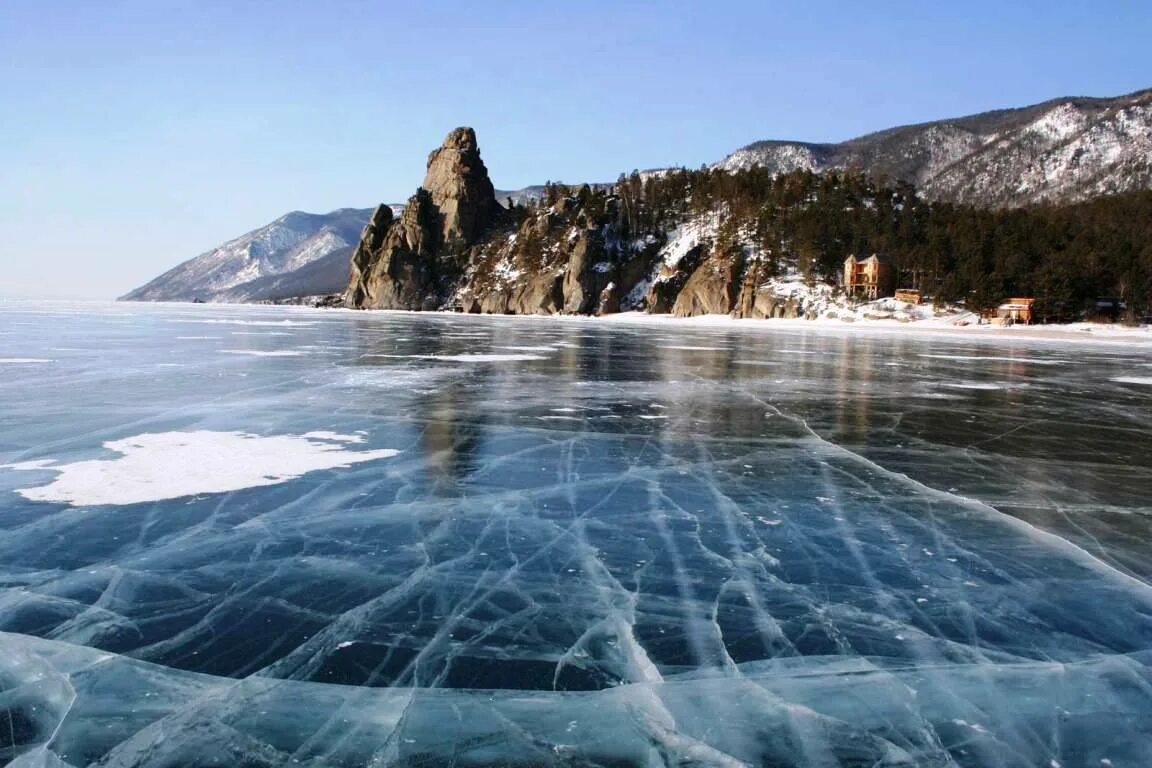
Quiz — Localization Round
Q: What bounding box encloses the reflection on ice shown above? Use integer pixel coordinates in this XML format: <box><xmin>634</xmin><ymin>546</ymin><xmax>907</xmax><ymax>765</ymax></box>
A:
<box><xmin>1</xmin><ymin>302</ymin><xmax>1151</xmax><ymax>766</ymax></box>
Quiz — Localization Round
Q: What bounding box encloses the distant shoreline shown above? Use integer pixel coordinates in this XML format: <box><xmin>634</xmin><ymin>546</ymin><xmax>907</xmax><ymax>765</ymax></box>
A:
<box><xmin>325</xmin><ymin>305</ymin><xmax>1152</xmax><ymax>346</ymax></box>
<box><xmin>591</xmin><ymin>311</ymin><xmax>1152</xmax><ymax>345</ymax></box>
<box><xmin>17</xmin><ymin>299</ymin><xmax>1152</xmax><ymax>346</ymax></box>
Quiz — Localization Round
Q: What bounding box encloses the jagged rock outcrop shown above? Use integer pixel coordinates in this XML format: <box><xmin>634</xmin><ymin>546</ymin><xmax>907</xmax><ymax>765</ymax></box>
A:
<box><xmin>731</xmin><ymin>268</ymin><xmax>799</xmax><ymax>319</ymax></box>
<box><xmin>345</xmin><ymin>198</ymin><xmax>445</xmax><ymax>310</ymax></box>
<box><xmin>671</xmin><ymin>250</ymin><xmax>745</xmax><ymax>317</ymax></box>
<box><xmin>645</xmin><ymin>245</ymin><xmax>706</xmax><ymax>314</ymax></box>
<box><xmin>345</xmin><ymin>128</ymin><xmax>505</xmax><ymax>309</ymax></box>
<box><xmin>423</xmin><ymin>127</ymin><xmax>503</xmax><ymax>246</ymax></box>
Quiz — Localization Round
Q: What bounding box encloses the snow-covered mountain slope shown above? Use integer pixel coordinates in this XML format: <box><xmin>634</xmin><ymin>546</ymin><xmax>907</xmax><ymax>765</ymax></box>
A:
<box><xmin>122</xmin><ymin>189</ymin><xmax>564</xmax><ymax>304</ymax></box>
<box><xmin>212</xmin><ymin>245</ymin><xmax>355</xmax><ymax>303</ymax></box>
<box><xmin>718</xmin><ymin>88</ymin><xmax>1152</xmax><ymax>207</ymax></box>
<box><xmin>120</xmin><ymin>208</ymin><xmax>376</xmax><ymax>302</ymax></box>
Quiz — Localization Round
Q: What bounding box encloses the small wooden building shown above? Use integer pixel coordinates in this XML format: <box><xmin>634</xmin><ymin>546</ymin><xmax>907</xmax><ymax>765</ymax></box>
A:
<box><xmin>893</xmin><ymin>289</ymin><xmax>921</xmax><ymax>304</ymax></box>
<box><xmin>995</xmin><ymin>298</ymin><xmax>1035</xmax><ymax>325</ymax></box>
<box><xmin>843</xmin><ymin>254</ymin><xmax>895</xmax><ymax>300</ymax></box>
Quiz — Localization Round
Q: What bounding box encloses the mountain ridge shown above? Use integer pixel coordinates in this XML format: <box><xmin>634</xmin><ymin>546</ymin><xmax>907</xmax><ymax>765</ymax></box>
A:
<box><xmin>119</xmin><ymin>207</ymin><xmax>376</xmax><ymax>302</ymax></box>
<box><xmin>718</xmin><ymin>87</ymin><xmax>1152</xmax><ymax>207</ymax></box>
<box><xmin>121</xmin><ymin>87</ymin><xmax>1152</xmax><ymax>304</ymax></box>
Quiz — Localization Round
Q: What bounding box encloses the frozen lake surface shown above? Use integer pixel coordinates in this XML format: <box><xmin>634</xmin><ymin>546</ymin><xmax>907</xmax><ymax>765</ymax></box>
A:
<box><xmin>2</xmin><ymin>301</ymin><xmax>1152</xmax><ymax>767</ymax></box>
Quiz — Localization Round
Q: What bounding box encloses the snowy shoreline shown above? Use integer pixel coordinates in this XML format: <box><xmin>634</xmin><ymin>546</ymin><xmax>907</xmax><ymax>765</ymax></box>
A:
<box><xmin>592</xmin><ymin>311</ymin><xmax>1152</xmax><ymax>345</ymax></box>
<box><xmin>7</xmin><ymin>298</ymin><xmax>1152</xmax><ymax>346</ymax></box>
<box><xmin>329</xmin><ymin>305</ymin><xmax>1152</xmax><ymax>346</ymax></box>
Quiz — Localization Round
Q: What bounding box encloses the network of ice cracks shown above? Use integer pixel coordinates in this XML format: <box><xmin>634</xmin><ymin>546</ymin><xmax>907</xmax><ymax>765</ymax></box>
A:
<box><xmin>1</xmin><ymin>302</ymin><xmax>1152</xmax><ymax>767</ymax></box>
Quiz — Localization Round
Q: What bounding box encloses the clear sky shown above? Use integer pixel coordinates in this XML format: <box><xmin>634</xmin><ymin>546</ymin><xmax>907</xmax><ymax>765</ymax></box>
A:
<box><xmin>2</xmin><ymin>0</ymin><xmax>1150</xmax><ymax>299</ymax></box>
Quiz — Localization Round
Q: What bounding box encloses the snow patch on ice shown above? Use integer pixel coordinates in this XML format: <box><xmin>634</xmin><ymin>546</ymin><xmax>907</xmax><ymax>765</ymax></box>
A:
<box><xmin>0</xmin><ymin>459</ymin><xmax>57</xmax><ymax>471</ymax></box>
<box><xmin>221</xmin><ymin>349</ymin><xmax>306</xmax><ymax>357</ymax></box>
<box><xmin>920</xmin><ymin>354</ymin><xmax>1066</xmax><ymax>365</ymax></box>
<box><xmin>365</xmin><ymin>353</ymin><xmax>546</xmax><ymax>363</ymax></box>
<box><xmin>939</xmin><ymin>382</ymin><xmax>1008</xmax><ymax>391</ymax></box>
<box><xmin>0</xmin><ymin>358</ymin><xmax>53</xmax><ymax>364</ymax></box>
<box><xmin>1113</xmin><ymin>376</ymin><xmax>1152</xmax><ymax>386</ymax></box>
<box><xmin>301</xmin><ymin>431</ymin><xmax>365</xmax><ymax>444</ymax></box>
<box><xmin>11</xmin><ymin>431</ymin><xmax>400</xmax><ymax>507</ymax></box>
<box><xmin>175</xmin><ymin>319</ymin><xmax>320</xmax><ymax>327</ymax></box>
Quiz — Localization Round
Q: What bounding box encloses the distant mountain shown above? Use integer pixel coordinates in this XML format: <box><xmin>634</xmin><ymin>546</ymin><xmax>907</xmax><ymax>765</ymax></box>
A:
<box><xmin>120</xmin><ymin>208</ymin><xmax>379</xmax><ymax>302</ymax></box>
<box><xmin>211</xmin><ymin>245</ymin><xmax>356</xmax><ymax>303</ymax></box>
<box><xmin>718</xmin><ymin>88</ymin><xmax>1152</xmax><ymax>207</ymax></box>
<box><xmin>495</xmin><ymin>186</ymin><xmax>547</xmax><ymax>207</ymax></box>
<box><xmin>121</xmin><ymin>192</ymin><xmax>548</xmax><ymax>303</ymax></box>
<box><xmin>123</xmin><ymin>89</ymin><xmax>1151</xmax><ymax>304</ymax></box>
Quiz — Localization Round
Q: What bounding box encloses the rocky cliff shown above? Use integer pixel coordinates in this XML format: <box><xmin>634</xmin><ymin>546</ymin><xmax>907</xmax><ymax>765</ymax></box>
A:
<box><xmin>344</xmin><ymin>128</ymin><xmax>507</xmax><ymax>310</ymax></box>
<box><xmin>344</xmin><ymin>129</ymin><xmax>847</xmax><ymax>319</ymax></box>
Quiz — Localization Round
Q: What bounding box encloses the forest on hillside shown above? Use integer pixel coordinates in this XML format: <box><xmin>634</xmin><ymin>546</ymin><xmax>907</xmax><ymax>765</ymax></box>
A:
<box><xmin>524</xmin><ymin>167</ymin><xmax>1152</xmax><ymax>321</ymax></box>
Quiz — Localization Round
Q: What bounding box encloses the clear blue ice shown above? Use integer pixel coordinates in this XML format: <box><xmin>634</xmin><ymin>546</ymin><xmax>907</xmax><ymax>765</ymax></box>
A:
<box><xmin>1</xmin><ymin>302</ymin><xmax>1151</xmax><ymax>767</ymax></box>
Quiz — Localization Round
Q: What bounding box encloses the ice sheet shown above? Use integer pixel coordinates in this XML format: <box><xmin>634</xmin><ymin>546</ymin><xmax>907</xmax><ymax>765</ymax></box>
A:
<box><xmin>1</xmin><ymin>301</ymin><xmax>1151</xmax><ymax>766</ymax></box>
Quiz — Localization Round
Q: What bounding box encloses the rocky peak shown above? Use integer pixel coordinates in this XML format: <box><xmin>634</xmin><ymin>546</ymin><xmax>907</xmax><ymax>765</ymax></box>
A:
<box><xmin>437</xmin><ymin>126</ymin><xmax>478</xmax><ymax>152</ymax></box>
<box><xmin>422</xmin><ymin>126</ymin><xmax>500</xmax><ymax>245</ymax></box>
<box><xmin>344</xmin><ymin>129</ymin><xmax>505</xmax><ymax>310</ymax></box>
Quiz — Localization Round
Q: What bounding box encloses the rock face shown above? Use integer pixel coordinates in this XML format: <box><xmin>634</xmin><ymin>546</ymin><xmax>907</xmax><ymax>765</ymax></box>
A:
<box><xmin>344</xmin><ymin>128</ymin><xmax>504</xmax><ymax>309</ymax></box>
<box><xmin>423</xmin><ymin>127</ymin><xmax>502</xmax><ymax>246</ymax></box>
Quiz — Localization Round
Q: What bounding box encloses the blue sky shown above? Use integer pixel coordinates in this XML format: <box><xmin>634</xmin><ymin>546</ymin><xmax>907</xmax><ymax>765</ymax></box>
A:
<box><xmin>2</xmin><ymin>0</ymin><xmax>1150</xmax><ymax>299</ymax></box>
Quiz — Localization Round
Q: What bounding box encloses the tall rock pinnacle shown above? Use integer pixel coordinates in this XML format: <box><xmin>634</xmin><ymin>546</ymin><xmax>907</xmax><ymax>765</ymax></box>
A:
<box><xmin>344</xmin><ymin>127</ymin><xmax>503</xmax><ymax>309</ymax></box>
<box><xmin>421</xmin><ymin>127</ymin><xmax>500</xmax><ymax>246</ymax></box>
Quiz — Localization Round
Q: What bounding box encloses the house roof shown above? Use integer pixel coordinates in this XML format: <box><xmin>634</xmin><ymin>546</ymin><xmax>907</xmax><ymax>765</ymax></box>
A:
<box><xmin>845</xmin><ymin>253</ymin><xmax>891</xmax><ymax>265</ymax></box>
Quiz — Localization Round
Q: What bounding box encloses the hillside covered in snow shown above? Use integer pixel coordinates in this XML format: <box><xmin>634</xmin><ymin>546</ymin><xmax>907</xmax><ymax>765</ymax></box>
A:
<box><xmin>718</xmin><ymin>88</ymin><xmax>1152</xmax><ymax>208</ymax></box>
<box><xmin>120</xmin><ymin>208</ymin><xmax>377</xmax><ymax>303</ymax></box>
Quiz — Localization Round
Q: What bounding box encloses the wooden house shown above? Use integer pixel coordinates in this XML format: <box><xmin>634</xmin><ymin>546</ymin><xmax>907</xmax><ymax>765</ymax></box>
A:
<box><xmin>843</xmin><ymin>254</ymin><xmax>895</xmax><ymax>300</ymax></box>
<box><xmin>893</xmin><ymin>289</ymin><xmax>921</xmax><ymax>304</ymax></box>
<box><xmin>995</xmin><ymin>298</ymin><xmax>1035</xmax><ymax>325</ymax></box>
